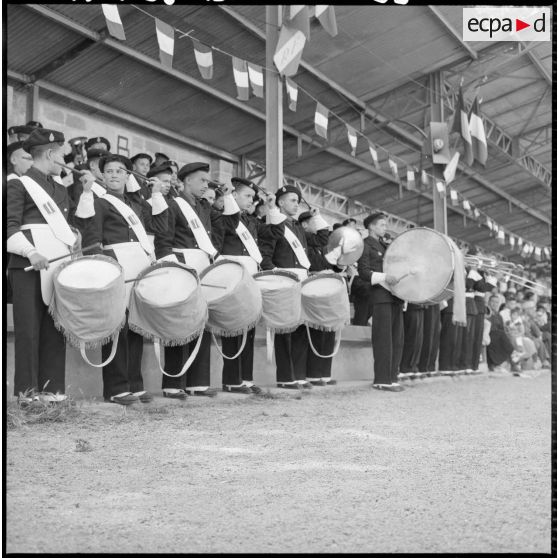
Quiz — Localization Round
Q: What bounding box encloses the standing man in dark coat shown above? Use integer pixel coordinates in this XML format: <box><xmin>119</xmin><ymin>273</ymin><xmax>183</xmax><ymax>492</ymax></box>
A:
<box><xmin>399</xmin><ymin>303</ymin><xmax>425</xmax><ymax>379</ymax></box>
<box><xmin>357</xmin><ymin>212</ymin><xmax>404</xmax><ymax>392</ymax></box>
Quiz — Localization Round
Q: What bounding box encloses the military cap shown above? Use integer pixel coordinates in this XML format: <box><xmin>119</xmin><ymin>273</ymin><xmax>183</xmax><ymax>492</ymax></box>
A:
<box><xmin>8</xmin><ymin>125</ymin><xmax>35</xmax><ymax>137</ymax></box>
<box><xmin>275</xmin><ymin>184</ymin><xmax>301</xmax><ymax>203</ymax></box>
<box><xmin>7</xmin><ymin>141</ymin><xmax>27</xmax><ymax>158</ymax></box>
<box><xmin>231</xmin><ymin>176</ymin><xmax>257</xmax><ymax>192</ymax></box>
<box><xmin>99</xmin><ymin>154</ymin><xmax>132</xmax><ymax>173</ymax></box>
<box><xmin>26</xmin><ymin>120</ymin><xmax>43</xmax><ymax>129</ymax></box>
<box><xmin>153</xmin><ymin>152</ymin><xmax>170</xmax><ymax>164</ymax></box>
<box><xmin>208</xmin><ymin>180</ymin><xmax>224</xmax><ymax>190</ymax></box>
<box><xmin>177</xmin><ymin>162</ymin><xmax>210</xmax><ymax>181</ymax></box>
<box><xmin>298</xmin><ymin>211</ymin><xmax>313</xmax><ymax>224</ymax></box>
<box><xmin>86</xmin><ymin>148</ymin><xmax>109</xmax><ymax>161</ymax></box>
<box><xmin>363</xmin><ymin>212</ymin><xmax>386</xmax><ymax>229</ymax></box>
<box><xmin>22</xmin><ymin>128</ymin><xmax>65</xmax><ymax>151</ymax></box>
<box><xmin>130</xmin><ymin>152</ymin><xmax>153</xmax><ymax>165</ymax></box>
<box><xmin>342</xmin><ymin>217</ymin><xmax>357</xmax><ymax>226</ymax></box>
<box><xmin>146</xmin><ymin>163</ymin><xmax>174</xmax><ymax>178</ymax></box>
<box><xmin>85</xmin><ymin>136</ymin><xmax>111</xmax><ymax>151</ymax></box>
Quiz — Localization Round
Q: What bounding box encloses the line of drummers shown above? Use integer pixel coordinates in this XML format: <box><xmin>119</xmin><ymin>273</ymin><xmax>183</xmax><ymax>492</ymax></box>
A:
<box><xmin>8</xmin><ymin>126</ymin><xmax>359</xmax><ymax>405</ymax></box>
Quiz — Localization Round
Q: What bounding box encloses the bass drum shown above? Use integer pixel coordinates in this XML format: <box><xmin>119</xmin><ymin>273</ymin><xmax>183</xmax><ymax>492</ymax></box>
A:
<box><xmin>383</xmin><ymin>227</ymin><xmax>455</xmax><ymax>304</ymax></box>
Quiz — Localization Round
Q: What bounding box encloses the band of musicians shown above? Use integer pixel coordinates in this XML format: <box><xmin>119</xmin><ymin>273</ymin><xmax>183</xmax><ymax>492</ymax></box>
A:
<box><xmin>6</xmin><ymin>122</ymin><xmax>551</xmax><ymax>405</ymax></box>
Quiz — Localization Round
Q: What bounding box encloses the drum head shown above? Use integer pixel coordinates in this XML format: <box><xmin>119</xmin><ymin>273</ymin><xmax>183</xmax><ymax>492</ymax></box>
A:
<box><xmin>200</xmin><ymin>261</ymin><xmax>244</xmax><ymax>302</ymax></box>
<box><xmin>136</xmin><ymin>266</ymin><xmax>198</xmax><ymax>305</ymax></box>
<box><xmin>254</xmin><ymin>271</ymin><xmax>299</xmax><ymax>291</ymax></box>
<box><xmin>57</xmin><ymin>258</ymin><xmax>121</xmax><ymax>289</ymax></box>
<box><xmin>384</xmin><ymin>228</ymin><xmax>454</xmax><ymax>303</ymax></box>
<box><xmin>302</xmin><ymin>275</ymin><xmax>343</xmax><ymax>297</ymax></box>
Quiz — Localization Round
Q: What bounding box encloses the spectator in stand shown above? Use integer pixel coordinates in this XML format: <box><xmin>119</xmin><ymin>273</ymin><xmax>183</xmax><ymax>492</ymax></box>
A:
<box><xmin>342</xmin><ymin>218</ymin><xmax>357</xmax><ymax>230</ymax></box>
<box><xmin>486</xmin><ymin>295</ymin><xmax>515</xmax><ymax>372</ymax></box>
<box><xmin>534</xmin><ymin>305</ymin><xmax>551</xmax><ymax>366</ymax></box>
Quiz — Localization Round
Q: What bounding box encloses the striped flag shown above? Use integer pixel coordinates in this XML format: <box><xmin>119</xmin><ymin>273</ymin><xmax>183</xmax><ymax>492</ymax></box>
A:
<box><xmin>451</xmin><ymin>87</ymin><xmax>473</xmax><ymax>166</ymax></box>
<box><xmin>314</xmin><ymin>102</ymin><xmax>329</xmax><ymax>139</ymax></box>
<box><xmin>232</xmin><ymin>57</ymin><xmax>250</xmax><ymax>101</ymax></box>
<box><xmin>102</xmin><ymin>5</ymin><xmax>126</xmax><ymax>41</ymax></box>
<box><xmin>368</xmin><ymin>142</ymin><xmax>380</xmax><ymax>170</ymax></box>
<box><xmin>285</xmin><ymin>78</ymin><xmax>298</xmax><ymax>111</ymax></box>
<box><xmin>155</xmin><ymin>19</ymin><xmax>174</xmax><ymax>68</ymax></box>
<box><xmin>273</xmin><ymin>24</ymin><xmax>306</xmax><ymax>76</ymax></box>
<box><xmin>289</xmin><ymin>5</ymin><xmax>310</xmax><ymax>40</ymax></box>
<box><xmin>192</xmin><ymin>39</ymin><xmax>213</xmax><ymax>79</ymax></box>
<box><xmin>247</xmin><ymin>63</ymin><xmax>264</xmax><ymax>98</ymax></box>
<box><xmin>388</xmin><ymin>157</ymin><xmax>399</xmax><ymax>182</ymax></box>
<box><xmin>469</xmin><ymin>97</ymin><xmax>488</xmax><ymax>166</ymax></box>
<box><xmin>450</xmin><ymin>188</ymin><xmax>458</xmax><ymax>206</ymax></box>
<box><xmin>443</xmin><ymin>151</ymin><xmax>460</xmax><ymax>184</ymax></box>
<box><xmin>315</xmin><ymin>6</ymin><xmax>338</xmax><ymax>36</ymax></box>
<box><xmin>406</xmin><ymin>168</ymin><xmax>416</xmax><ymax>190</ymax></box>
<box><xmin>347</xmin><ymin>125</ymin><xmax>357</xmax><ymax>156</ymax></box>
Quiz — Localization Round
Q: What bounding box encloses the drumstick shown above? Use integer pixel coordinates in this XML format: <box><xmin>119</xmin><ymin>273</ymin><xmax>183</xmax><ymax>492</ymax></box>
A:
<box><xmin>24</xmin><ymin>243</ymin><xmax>101</xmax><ymax>272</ymax></box>
<box><xmin>57</xmin><ymin>160</ymin><xmax>148</xmax><ymax>184</ymax></box>
<box><xmin>124</xmin><ymin>270</ymin><xmax>171</xmax><ymax>283</ymax></box>
<box><xmin>200</xmin><ymin>283</ymin><xmax>227</xmax><ymax>289</ymax></box>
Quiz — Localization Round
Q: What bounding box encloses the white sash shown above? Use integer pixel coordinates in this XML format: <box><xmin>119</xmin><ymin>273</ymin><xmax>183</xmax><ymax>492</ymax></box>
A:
<box><xmin>18</xmin><ymin>176</ymin><xmax>76</xmax><ymax>246</ymax></box>
<box><xmin>102</xmin><ymin>194</ymin><xmax>154</xmax><ymax>256</ymax></box>
<box><xmin>174</xmin><ymin>197</ymin><xmax>217</xmax><ymax>258</ymax></box>
<box><xmin>91</xmin><ymin>182</ymin><xmax>107</xmax><ymax>197</ymax></box>
<box><xmin>284</xmin><ymin>225</ymin><xmax>311</xmax><ymax>269</ymax></box>
<box><xmin>235</xmin><ymin>220</ymin><xmax>262</xmax><ymax>264</ymax></box>
<box><xmin>7</xmin><ymin>173</ymin><xmax>18</xmax><ymax>181</ymax></box>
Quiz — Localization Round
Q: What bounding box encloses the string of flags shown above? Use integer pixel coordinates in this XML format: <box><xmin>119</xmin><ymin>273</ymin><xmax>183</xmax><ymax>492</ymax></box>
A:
<box><xmin>100</xmin><ymin>4</ymin><xmax>549</xmax><ymax>261</ymax></box>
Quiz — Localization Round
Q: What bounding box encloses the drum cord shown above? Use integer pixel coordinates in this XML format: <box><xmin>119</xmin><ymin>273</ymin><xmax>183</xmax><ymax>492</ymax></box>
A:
<box><xmin>305</xmin><ymin>325</ymin><xmax>342</xmax><ymax>359</ymax></box>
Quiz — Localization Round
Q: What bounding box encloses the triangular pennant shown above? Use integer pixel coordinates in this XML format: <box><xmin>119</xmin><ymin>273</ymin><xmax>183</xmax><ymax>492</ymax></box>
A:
<box><xmin>247</xmin><ymin>62</ymin><xmax>264</xmax><ymax>98</ymax></box>
<box><xmin>368</xmin><ymin>142</ymin><xmax>380</xmax><ymax>170</ymax></box>
<box><xmin>192</xmin><ymin>39</ymin><xmax>214</xmax><ymax>80</ymax></box>
<box><xmin>289</xmin><ymin>5</ymin><xmax>310</xmax><ymax>40</ymax></box>
<box><xmin>314</xmin><ymin>102</ymin><xmax>329</xmax><ymax>139</ymax></box>
<box><xmin>273</xmin><ymin>25</ymin><xmax>306</xmax><ymax>77</ymax></box>
<box><xmin>155</xmin><ymin>18</ymin><xmax>174</xmax><ymax>68</ymax></box>
<box><xmin>443</xmin><ymin>151</ymin><xmax>460</xmax><ymax>184</ymax></box>
<box><xmin>315</xmin><ymin>5</ymin><xmax>338</xmax><ymax>36</ymax></box>
<box><xmin>285</xmin><ymin>78</ymin><xmax>298</xmax><ymax>111</ymax></box>
<box><xmin>346</xmin><ymin>125</ymin><xmax>357</xmax><ymax>156</ymax></box>
<box><xmin>101</xmin><ymin>5</ymin><xmax>126</xmax><ymax>41</ymax></box>
<box><xmin>232</xmin><ymin>57</ymin><xmax>250</xmax><ymax>101</ymax></box>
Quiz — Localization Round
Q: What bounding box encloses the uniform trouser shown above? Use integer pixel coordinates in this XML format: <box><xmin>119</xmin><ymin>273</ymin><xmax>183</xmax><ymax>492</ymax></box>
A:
<box><xmin>275</xmin><ymin>325</ymin><xmax>308</xmax><ymax>383</ymax></box>
<box><xmin>162</xmin><ymin>331</ymin><xmax>212</xmax><ymax>390</ymax></box>
<box><xmin>458</xmin><ymin>314</ymin><xmax>478</xmax><ymax>370</ymax></box>
<box><xmin>102</xmin><ymin>313</ymin><xmax>144</xmax><ymax>399</ymax></box>
<box><xmin>471</xmin><ymin>311</ymin><xmax>485</xmax><ymax>370</ymax></box>
<box><xmin>306</xmin><ymin>328</ymin><xmax>335</xmax><ymax>379</ymax></box>
<box><xmin>221</xmin><ymin>328</ymin><xmax>255</xmax><ymax>386</ymax></box>
<box><xmin>400</xmin><ymin>309</ymin><xmax>424</xmax><ymax>373</ymax></box>
<box><xmin>10</xmin><ymin>269</ymin><xmax>66</xmax><ymax>396</ymax></box>
<box><xmin>352</xmin><ymin>295</ymin><xmax>371</xmax><ymax>325</ymax></box>
<box><xmin>371</xmin><ymin>302</ymin><xmax>404</xmax><ymax>385</ymax></box>
<box><xmin>438</xmin><ymin>311</ymin><xmax>463</xmax><ymax>371</ymax></box>
<box><xmin>418</xmin><ymin>305</ymin><xmax>441</xmax><ymax>373</ymax></box>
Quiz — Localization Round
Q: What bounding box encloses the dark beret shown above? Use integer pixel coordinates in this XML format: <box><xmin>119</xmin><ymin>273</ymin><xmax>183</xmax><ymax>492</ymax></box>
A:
<box><xmin>26</xmin><ymin>120</ymin><xmax>43</xmax><ymax>129</ymax></box>
<box><xmin>8</xmin><ymin>125</ymin><xmax>35</xmax><ymax>137</ymax></box>
<box><xmin>298</xmin><ymin>211</ymin><xmax>313</xmax><ymax>224</ymax></box>
<box><xmin>146</xmin><ymin>163</ymin><xmax>174</xmax><ymax>178</ymax></box>
<box><xmin>85</xmin><ymin>137</ymin><xmax>111</xmax><ymax>151</ymax></box>
<box><xmin>7</xmin><ymin>141</ymin><xmax>27</xmax><ymax>158</ymax></box>
<box><xmin>86</xmin><ymin>148</ymin><xmax>109</xmax><ymax>161</ymax></box>
<box><xmin>130</xmin><ymin>152</ymin><xmax>153</xmax><ymax>165</ymax></box>
<box><xmin>231</xmin><ymin>176</ymin><xmax>257</xmax><ymax>192</ymax></box>
<box><xmin>363</xmin><ymin>212</ymin><xmax>386</xmax><ymax>229</ymax></box>
<box><xmin>22</xmin><ymin>128</ymin><xmax>65</xmax><ymax>151</ymax></box>
<box><xmin>177</xmin><ymin>162</ymin><xmax>210</xmax><ymax>181</ymax></box>
<box><xmin>342</xmin><ymin>218</ymin><xmax>356</xmax><ymax>226</ymax></box>
<box><xmin>153</xmin><ymin>152</ymin><xmax>170</xmax><ymax>162</ymax></box>
<box><xmin>275</xmin><ymin>184</ymin><xmax>301</xmax><ymax>203</ymax></box>
<box><xmin>99</xmin><ymin>154</ymin><xmax>132</xmax><ymax>173</ymax></box>
<box><xmin>207</xmin><ymin>181</ymin><xmax>224</xmax><ymax>190</ymax></box>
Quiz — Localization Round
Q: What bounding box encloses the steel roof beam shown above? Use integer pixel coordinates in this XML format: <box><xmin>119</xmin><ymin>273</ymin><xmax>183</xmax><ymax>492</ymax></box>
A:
<box><xmin>520</xmin><ymin>41</ymin><xmax>552</xmax><ymax>85</ymax></box>
<box><xmin>427</xmin><ymin>6</ymin><xmax>478</xmax><ymax>61</ymax></box>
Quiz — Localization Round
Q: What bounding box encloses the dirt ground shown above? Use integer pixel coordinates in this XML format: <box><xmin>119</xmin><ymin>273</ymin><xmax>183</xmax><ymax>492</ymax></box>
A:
<box><xmin>6</xmin><ymin>370</ymin><xmax>552</xmax><ymax>554</ymax></box>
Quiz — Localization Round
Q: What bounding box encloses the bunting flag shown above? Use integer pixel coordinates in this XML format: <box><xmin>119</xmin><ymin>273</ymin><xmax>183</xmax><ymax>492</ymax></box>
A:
<box><xmin>314</xmin><ymin>102</ymin><xmax>329</xmax><ymax>139</ymax></box>
<box><xmin>273</xmin><ymin>24</ymin><xmax>306</xmax><ymax>76</ymax></box>
<box><xmin>192</xmin><ymin>39</ymin><xmax>213</xmax><ymax>79</ymax></box>
<box><xmin>315</xmin><ymin>5</ymin><xmax>338</xmax><ymax>36</ymax></box>
<box><xmin>420</xmin><ymin>169</ymin><xmax>429</xmax><ymax>188</ymax></box>
<box><xmin>451</xmin><ymin>87</ymin><xmax>473</xmax><ymax>166</ymax></box>
<box><xmin>247</xmin><ymin>63</ymin><xmax>264</xmax><ymax>98</ymax></box>
<box><xmin>509</xmin><ymin>235</ymin><xmax>515</xmax><ymax>248</ymax></box>
<box><xmin>469</xmin><ymin>97</ymin><xmax>488</xmax><ymax>166</ymax></box>
<box><xmin>517</xmin><ymin>237</ymin><xmax>523</xmax><ymax>249</ymax></box>
<box><xmin>534</xmin><ymin>246</ymin><xmax>542</xmax><ymax>260</ymax></box>
<box><xmin>436</xmin><ymin>181</ymin><xmax>446</xmax><ymax>195</ymax></box>
<box><xmin>406</xmin><ymin>168</ymin><xmax>416</xmax><ymax>191</ymax></box>
<box><xmin>450</xmin><ymin>188</ymin><xmax>458</xmax><ymax>206</ymax></box>
<box><xmin>473</xmin><ymin>208</ymin><xmax>480</xmax><ymax>219</ymax></box>
<box><xmin>285</xmin><ymin>78</ymin><xmax>298</xmax><ymax>111</ymax></box>
<box><xmin>388</xmin><ymin>157</ymin><xmax>399</xmax><ymax>182</ymax></box>
<box><xmin>102</xmin><ymin>5</ymin><xmax>126</xmax><ymax>41</ymax></box>
<box><xmin>155</xmin><ymin>19</ymin><xmax>174</xmax><ymax>68</ymax></box>
<box><xmin>544</xmin><ymin>247</ymin><xmax>550</xmax><ymax>259</ymax></box>
<box><xmin>486</xmin><ymin>216</ymin><xmax>493</xmax><ymax>230</ymax></box>
<box><xmin>368</xmin><ymin>142</ymin><xmax>380</xmax><ymax>170</ymax></box>
<box><xmin>497</xmin><ymin>229</ymin><xmax>505</xmax><ymax>245</ymax></box>
<box><xmin>443</xmin><ymin>151</ymin><xmax>460</xmax><ymax>184</ymax></box>
<box><xmin>347</xmin><ymin>125</ymin><xmax>357</xmax><ymax>156</ymax></box>
<box><xmin>289</xmin><ymin>5</ymin><xmax>311</xmax><ymax>40</ymax></box>
<box><xmin>232</xmin><ymin>57</ymin><xmax>250</xmax><ymax>101</ymax></box>
<box><xmin>462</xmin><ymin>199</ymin><xmax>471</xmax><ymax>212</ymax></box>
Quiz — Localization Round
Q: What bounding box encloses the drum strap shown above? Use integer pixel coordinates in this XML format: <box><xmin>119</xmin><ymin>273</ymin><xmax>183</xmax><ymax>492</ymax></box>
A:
<box><xmin>18</xmin><ymin>176</ymin><xmax>76</xmax><ymax>246</ymax></box>
<box><xmin>91</xmin><ymin>182</ymin><xmax>106</xmax><ymax>197</ymax></box>
<box><xmin>79</xmin><ymin>332</ymin><xmax>120</xmax><ymax>368</ymax></box>
<box><xmin>284</xmin><ymin>226</ymin><xmax>311</xmax><ymax>269</ymax></box>
<box><xmin>211</xmin><ymin>331</ymin><xmax>248</xmax><ymax>360</ymax></box>
<box><xmin>305</xmin><ymin>325</ymin><xmax>342</xmax><ymax>359</ymax></box>
<box><xmin>235</xmin><ymin>221</ymin><xmax>262</xmax><ymax>263</ymax></box>
<box><xmin>174</xmin><ymin>197</ymin><xmax>218</xmax><ymax>258</ymax></box>
<box><xmin>153</xmin><ymin>332</ymin><xmax>204</xmax><ymax>378</ymax></box>
<box><xmin>103</xmin><ymin>194</ymin><xmax>154</xmax><ymax>256</ymax></box>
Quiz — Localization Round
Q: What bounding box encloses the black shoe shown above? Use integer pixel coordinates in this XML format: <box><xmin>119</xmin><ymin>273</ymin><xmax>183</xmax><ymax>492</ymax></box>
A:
<box><xmin>249</xmin><ymin>385</ymin><xmax>264</xmax><ymax>394</ymax></box>
<box><xmin>371</xmin><ymin>384</ymin><xmax>404</xmax><ymax>392</ymax></box>
<box><xmin>308</xmin><ymin>379</ymin><xmax>326</xmax><ymax>386</ymax></box>
<box><xmin>105</xmin><ymin>393</ymin><xmax>139</xmax><ymax>405</ymax></box>
<box><xmin>187</xmin><ymin>388</ymin><xmax>218</xmax><ymax>397</ymax></box>
<box><xmin>277</xmin><ymin>383</ymin><xmax>301</xmax><ymax>390</ymax></box>
<box><xmin>223</xmin><ymin>385</ymin><xmax>252</xmax><ymax>394</ymax></box>
<box><xmin>301</xmin><ymin>381</ymin><xmax>313</xmax><ymax>389</ymax></box>
<box><xmin>163</xmin><ymin>389</ymin><xmax>188</xmax><ymax>400</ymax></box>
<box><xmin>324</xmin><ymin>379</ymin><xmax>337</xmax><ymax>386</ymax></box>
<box><xmin>133</xmin><ymin>391</ymin><xmax>153</xmax><ymax>403</ymax></box>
